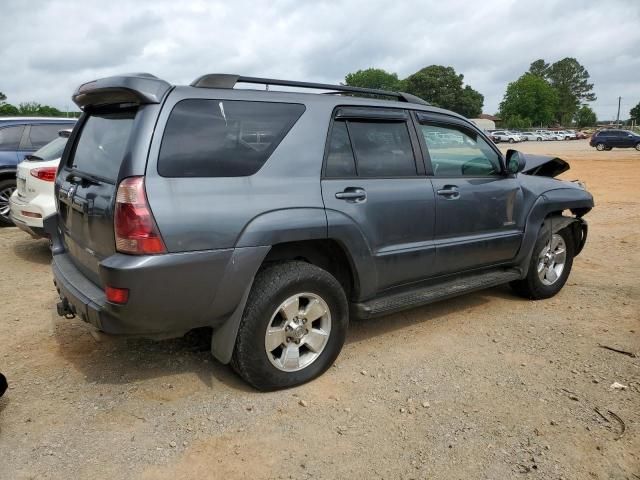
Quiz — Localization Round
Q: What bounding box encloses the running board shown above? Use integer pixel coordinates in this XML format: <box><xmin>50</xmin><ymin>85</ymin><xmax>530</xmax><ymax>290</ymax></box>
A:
<box><xmin>352</xmin><ymin>269</ymin><xmax>522</xmax><ymax>319</ymax></box>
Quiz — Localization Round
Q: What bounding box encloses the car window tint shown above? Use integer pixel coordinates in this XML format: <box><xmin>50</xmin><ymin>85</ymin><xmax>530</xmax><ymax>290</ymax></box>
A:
<box><xmin>325</xmin><ymin>121</ymin><xmax>356</xmax><ymax>177</ymax></box>
<box><xmin>31</xmin><ymin>135</ymin><xmax>68</xmax><ymax>161</ymax></box>
<box><xmin>159</xmin><ymin>99</ymin><xmax>305</xmax><ymax>177</ymax></box>
<box><xmin>28</xmin><ymin>124</ymin><xmax>68</xmax><ymax>149</ymax></box>
<box><xmin>70</xmin><ymin>111</ymin><xmax>135</xmax><ymax>182</ymax></box>
<box><xmin>347</xmin><ymin>121</ymin><xmax>416</xmax><ymax>177</ymax></box>
<box><xmin>420</xmin><ymin>123</ymin><xmax>501</xmax><ymax>177</ymax></box>
<box><xmin>0</xmin><ymin>125</ymin><xmax>25</xmax><ymax>151</ymax></box>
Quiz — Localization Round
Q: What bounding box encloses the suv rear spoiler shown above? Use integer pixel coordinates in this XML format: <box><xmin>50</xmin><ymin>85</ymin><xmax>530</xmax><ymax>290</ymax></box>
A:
<box><xmin>72</xmin><ymin>73</ymin><xmax>172</xmax><ymax>109</ymax></box>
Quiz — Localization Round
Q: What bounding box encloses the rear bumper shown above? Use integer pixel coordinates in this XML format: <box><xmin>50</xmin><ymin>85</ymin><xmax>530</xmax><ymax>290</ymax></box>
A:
<box><xmin>9</xmin><ymin>192</ymin><xmax>54</xmax><ymax>231</ymax></box>
<box><xmin>51</xmin><ymin>246</ymin><xmax>269</xmax><ymax>337</ymax></box>
<box><xmin>11</xmin><ymin>215</ymin><xmax>47</xmax><ymax>238</ymax></box>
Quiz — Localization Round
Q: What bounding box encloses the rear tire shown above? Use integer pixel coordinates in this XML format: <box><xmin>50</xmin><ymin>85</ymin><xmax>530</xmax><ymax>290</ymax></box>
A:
<box><xmin>510</xmin><ymin>225</ymin><xmax>574</xmax><ymax>300</ymax></box>
<box><xmin>0</xmin><ymin>178</ymin><xmax>17</xmax><ymax>227</ymax></box>
<box><xmin>231</xmin><ymin>261</ymin><xmax>348</xmax><ymax>390</ymax></box>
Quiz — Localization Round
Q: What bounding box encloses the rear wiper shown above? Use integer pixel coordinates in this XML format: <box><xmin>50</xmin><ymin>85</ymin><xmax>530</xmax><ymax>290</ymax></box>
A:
<box><xmin>66</xmin><ymin>171</ymin><xmax>102</xmax><ymax>186</ymax></box>
<box><xmin>25</xmin><ymin>154</ymin><xmax>43</xmax><ymax>161</ymax></box>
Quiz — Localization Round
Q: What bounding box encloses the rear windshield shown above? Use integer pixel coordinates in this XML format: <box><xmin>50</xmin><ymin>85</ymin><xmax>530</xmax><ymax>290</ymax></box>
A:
<box><xmin>158</xmin><ymin>99</ymin><xmax>305</xmax><ymax>177</ymax></box>
<box><xmin>29</xmin><ymin>135</ymin><xmax>69</xmax><ymax>161</ymax></box>
<box><xmin>69</xmin><ymin>111</ymin><xmax>135</xmax><ymax>182</ymax></box>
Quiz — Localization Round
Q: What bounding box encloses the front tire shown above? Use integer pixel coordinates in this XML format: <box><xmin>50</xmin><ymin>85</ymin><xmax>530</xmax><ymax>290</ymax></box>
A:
<box><xmin>510</xmin><ymin>225</ymin><xmax>574</xmax><ymax>300</ymax></box>
<box><xmin>509</xmin><ymin>138</ymin><xmax>515</xmax><ymax>144</ymax></box>
<box><xmin>231</xmin><ymin>261</ymin><xmax>348</xmax><ymax>390</ymax></box>
<box><xmin>0</xmin><ymin>178</ymin><xmax>17</xmax><ymax>226</ymax></box>
<box><xmin>595</xmin><ymin>143</ymin><xmax>605</xmax><ymax>151</ymax></box>
<box><xmin>635</xmin><ymin>142</ymin><xmax>640</xmax><ymax>151</ymax></box>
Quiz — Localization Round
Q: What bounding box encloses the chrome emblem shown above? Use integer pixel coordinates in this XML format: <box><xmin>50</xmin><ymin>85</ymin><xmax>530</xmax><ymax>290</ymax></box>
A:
<box><xmin>67</xmin><ymin>184</ymin><xmax>77</xmax><ymax>199</ymax></box>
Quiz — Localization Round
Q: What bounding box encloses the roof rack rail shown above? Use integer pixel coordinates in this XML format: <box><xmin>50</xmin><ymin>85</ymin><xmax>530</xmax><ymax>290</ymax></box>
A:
<box><xmin>190</xmin><ymin>74</ymin><xmax>429</xmax><ymax>106</ymax></box>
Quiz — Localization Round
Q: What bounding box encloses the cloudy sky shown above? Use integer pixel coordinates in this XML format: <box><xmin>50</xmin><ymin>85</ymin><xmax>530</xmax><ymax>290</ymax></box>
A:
<box><xmin>1</xmin><ymin>0</ymin><xmax>639</xmax><ymax>119</ymax></box>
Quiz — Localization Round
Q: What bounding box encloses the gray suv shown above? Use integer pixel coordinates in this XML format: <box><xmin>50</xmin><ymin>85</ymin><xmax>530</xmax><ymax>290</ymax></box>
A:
<box><xmin>48</xmin><ymin>73</ymin><xmax>593</xmax><ymax>390</ymax></box>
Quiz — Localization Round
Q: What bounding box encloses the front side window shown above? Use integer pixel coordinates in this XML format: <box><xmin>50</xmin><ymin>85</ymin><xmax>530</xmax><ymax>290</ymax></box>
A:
<box><xmin>347</xmin><ymin>121</ymin><xmax>416</xmax><ymax>177</ymax></box>
<box><xmin>0</xmin><ymin>126</ymin><xmax>25</xmax><ymax>151</ymax></box>
<box><xmin>420</xmin><ymin>123</ymin><xmax>502</xmax><ymax>177</ymax></box>
<box><xmin>158</xmin><ymin>99</ymin><xmax>305</xmax><ymax>177</ymax></box>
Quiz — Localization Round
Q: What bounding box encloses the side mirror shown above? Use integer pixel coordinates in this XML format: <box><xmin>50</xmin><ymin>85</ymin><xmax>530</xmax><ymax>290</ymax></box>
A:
<box><xmin>506</xmin><ymin>149</ymin><xmax>526</xmax><ymax>174</ymax></box>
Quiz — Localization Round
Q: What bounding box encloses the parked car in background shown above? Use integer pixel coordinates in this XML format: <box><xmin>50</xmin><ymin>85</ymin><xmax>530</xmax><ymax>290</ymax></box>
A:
<box><xmin>590</xmin><ymin>129</ymin><xmax>640</xmax><ymax>151</ymax></box>
<box><xmin>492</xmin><ymin>130</ymin><xmax>521</xmax><ymax>143</ymax></box>
<box><xmin>575</xmin><ymin>131</ymin><xmax>589</xmax><ymax>140</ymax></box>
<box><xmin>563</xmin><ymin>130</ymin><xmax>578</xmax><ymax>139</ymax></box>
<box><xmin>519</xmin><ymin>131</ymin><xmax>544</xmax><ymax>141</ymax></box>
<box><xmin>49</xmin><ymin>73</ymin><xmax>593</xmax><ymax>390</ymax></box>
<box><xmin>10</xmin><ymin>130</ymin><xmax>72</xmax><ymax>238</ymax></box>
<box><xmin>0</xmin><ymin>117</ymin><xmax>76</xmax><ymax>225</ymax></box>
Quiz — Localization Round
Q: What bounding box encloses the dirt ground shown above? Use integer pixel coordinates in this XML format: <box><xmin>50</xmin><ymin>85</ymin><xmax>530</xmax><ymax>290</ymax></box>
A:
<box><xmin>0</xmin><ymin>139</ymin><xmax>638</xmax><ymax>479</ymax></box>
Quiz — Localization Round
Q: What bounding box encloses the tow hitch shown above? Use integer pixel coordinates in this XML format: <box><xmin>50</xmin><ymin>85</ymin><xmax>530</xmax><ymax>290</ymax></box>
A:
<box><xmin>56</xmin><ymin>299</ymin><xmax>76</xmax><ymax>319</ymax></box>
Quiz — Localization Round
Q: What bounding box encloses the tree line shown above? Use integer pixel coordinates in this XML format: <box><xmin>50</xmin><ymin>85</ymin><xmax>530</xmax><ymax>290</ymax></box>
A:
<box><xmin>0</xmin><ymin>92</ymin><xmax>79</xmax><ymax>118</ymax></box>
<box><xmin>344</xmin><ymin>60</ymin><xmax>640</xmax><ymax>129</ymax></box>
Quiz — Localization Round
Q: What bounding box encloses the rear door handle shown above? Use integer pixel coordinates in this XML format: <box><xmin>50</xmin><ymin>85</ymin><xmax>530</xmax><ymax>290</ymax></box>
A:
<box><xmin>335</xmin><ymin>188</ymin><xmax>366</xmax><ymax>202</ymax></box>
<box><xmin>436</xmin><ymin>185</ymin><xmax>460</xmax><ymax>199</ymax></box>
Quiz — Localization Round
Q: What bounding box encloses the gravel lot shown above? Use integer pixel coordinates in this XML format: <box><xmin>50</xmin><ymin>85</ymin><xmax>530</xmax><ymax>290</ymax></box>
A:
<box><xmin>0</xmin><ymin>139</ymin><xmax>638</xmax><ymax>479</ymax></box>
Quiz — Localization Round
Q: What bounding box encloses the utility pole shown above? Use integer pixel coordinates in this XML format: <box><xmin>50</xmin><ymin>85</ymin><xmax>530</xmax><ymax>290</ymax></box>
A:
<box><xmin>615</xmin><ymin>96</ymin><xmax>621</xmax><ymax>127</ymax></box>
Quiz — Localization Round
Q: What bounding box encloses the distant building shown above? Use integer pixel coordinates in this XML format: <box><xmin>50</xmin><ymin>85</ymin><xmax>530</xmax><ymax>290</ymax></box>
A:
<box><xmin>470</xmin><ymin>114</ymin><xmax>500</xmax><ymax>131</ymax></box>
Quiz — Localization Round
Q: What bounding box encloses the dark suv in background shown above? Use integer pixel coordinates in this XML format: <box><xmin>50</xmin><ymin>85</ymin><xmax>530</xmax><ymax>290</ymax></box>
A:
<box><xmin>589</xmin><ymin>129</ymin><xmax>640</xmax><ymax>151</ymax></box>
<box><xmin>0</xmin><ymin>117</ymin><xmax>76</xmax><ymax>225</ymax></box>
<box><xmin>49</xmin><ymin>73</ymin><xmax>593</xmax><ymax>390</ymax></box>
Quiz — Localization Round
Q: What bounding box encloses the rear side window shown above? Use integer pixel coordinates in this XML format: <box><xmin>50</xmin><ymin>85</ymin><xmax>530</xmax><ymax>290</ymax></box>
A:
<box><xmin>70</xmin><ymin>111</ymin><xmax>135</xmax><ymax>182</ymax></box>
<box><xmin>348</xmin><ymin>121</ymin><xmax>416</xmax><ymax>177</ymax></box>
<box><xmin>27</xmin><ymin>124</ymin><xmax>68</xmax><ymax>149</ymax></box>
<box><xmin>158</xmin><ymin>99</ymin><xmax>305</xmax><ymax>177</ymax></box>
<box><xmin>0</xmin><ymin>126</ymin><xmax>24</xmax><ymax>151</ymax></box>
<box><xmin>325</xmin><ymin>121</ymin><xmax>356</xmax><ymax>177</ymax></box>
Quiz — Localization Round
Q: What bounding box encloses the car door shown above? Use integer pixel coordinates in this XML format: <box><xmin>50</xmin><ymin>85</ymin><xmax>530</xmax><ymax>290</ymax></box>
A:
<box><xmin>415</xmin><ymin>112</ymin><xmax>524</xmax><ymax>276</ymax></box>
<box><xmin>321</xmin><ymin>107</ymin><xmax>436</xmax><ymax>294</ymax></box>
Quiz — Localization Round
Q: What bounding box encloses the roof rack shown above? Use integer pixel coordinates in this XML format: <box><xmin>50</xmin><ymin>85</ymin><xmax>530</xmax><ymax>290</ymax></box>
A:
<box><xmin>190</xmin><ymin>74</ymin><xmax>429</xmax><ymax>106</ymax></box>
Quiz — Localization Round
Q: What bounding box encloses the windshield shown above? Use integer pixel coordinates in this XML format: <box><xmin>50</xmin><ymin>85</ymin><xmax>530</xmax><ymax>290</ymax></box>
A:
<box><xmin>29</xmin><ymin>135</ymin><xmax>69</xmax><ymax>161</ymax></box>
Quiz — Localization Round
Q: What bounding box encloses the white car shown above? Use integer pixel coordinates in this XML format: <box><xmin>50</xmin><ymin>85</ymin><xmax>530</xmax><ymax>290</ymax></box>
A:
<box><xmin>560</xmin><ymin>130</ymin><xmax>577</xmax><ymax>139</ymax></box>
<box><xmin>519</xmin><ymin>131</ymin><xmax>545</xmax><ymax>141</ymax></box>
<box><xmin>9</xmin><ymin>130</ymin><xmax>71</xmax><ymax>238</ymax></box>
<box><xmin>492</xmin><ymin>130</ymin><xmax>521</xmax><ymax>143</ymax></box>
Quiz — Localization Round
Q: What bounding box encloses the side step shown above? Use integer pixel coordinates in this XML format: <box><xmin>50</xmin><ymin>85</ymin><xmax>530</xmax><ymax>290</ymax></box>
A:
<box><xmin>352</xmin><ymin>269</ymin><xmax>522</xmax><ymax>319</ymax></box>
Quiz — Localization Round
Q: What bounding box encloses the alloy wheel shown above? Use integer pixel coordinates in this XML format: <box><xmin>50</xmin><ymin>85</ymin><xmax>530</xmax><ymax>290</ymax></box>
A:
<box><xmin>264</xmin><ymin>292</ymin><xmax>331</xmax><ymax>372</ymax></box>
<box><xmin>537</xmin><ymin>234</ymin><xmax>567</xmax><ymax>286</ymax></box>
<box><xmin>0</xmin><ymin>184</ymin><xmax>16</xmax><ymax>220</ymax></box>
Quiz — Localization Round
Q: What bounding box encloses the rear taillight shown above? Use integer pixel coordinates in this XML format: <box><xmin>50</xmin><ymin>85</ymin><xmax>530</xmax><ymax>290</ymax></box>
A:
<box><xmin>30</xmin><ymin>167</ymin><xmax>57</xmax><ymax>182</ymax></box>
<box><xmin>114</xmin><ymin>176</ymin><xmax>166</xmax><ymax>255</ymax></box>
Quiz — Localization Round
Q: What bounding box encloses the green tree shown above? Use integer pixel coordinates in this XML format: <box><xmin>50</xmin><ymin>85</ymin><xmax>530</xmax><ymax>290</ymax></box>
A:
<box><xmin>0</xmin><ymin>103</ymin><xmax>19</xmax><ymax>115</ymax></box>
<box><xmin>0</xmin><ymin>91</ymin><xmax>6</xmax><ymax>103</ymax></box>
<box><xmin>574</xmin><ymin>105</ymin><xmax>597</xmax><ymax>128</ymax></box>
<box><xmin>499</xmin><ymin>73</ymin><xmax>558</xmax><ymax>127</ymax></box>
<box><xmin>630</xmin><ymin>101</ymin><xmax>640</xmax><ymax>123</ymax></box>
<box><xmin>344</xmin><ymin>68</ymin><xmax>403</xmax><ymax>91</ymax></box>
<box><xmin>404</xmin><ymin>65</ymin><xmax>483</xmax><ymax>117</ymax></box>
<box><xmin>502</xmin><ymin>114</ymin><xmax>530</xmax><ymax>129</ymax></box>
<box><xmin>528</xmin><ymin>59</ymin><xmax>549</xmax><ymax>77</ymax></box>
<box><xmin>545</xmin><ymin>58</ymin><xmax>596</xmax><ymax>123</ymax></box>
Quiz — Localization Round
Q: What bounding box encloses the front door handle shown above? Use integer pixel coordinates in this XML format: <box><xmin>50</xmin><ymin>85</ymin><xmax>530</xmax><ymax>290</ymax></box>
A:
<box><xmin>436</xmin><ymin>185</ymin><xmax>460</xmax><ymax>199</ymax></box>
<box><xmin>335</xmin><ymin>187</ymin><xmax>366</xmax><ymax>202</ymax></box>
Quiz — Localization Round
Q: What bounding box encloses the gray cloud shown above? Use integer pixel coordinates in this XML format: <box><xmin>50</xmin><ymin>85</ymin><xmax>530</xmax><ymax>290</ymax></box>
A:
<box><xmin>1</xmin><ymin>0</ymin><xmax>638</xmax><ymax>119</ymax></box>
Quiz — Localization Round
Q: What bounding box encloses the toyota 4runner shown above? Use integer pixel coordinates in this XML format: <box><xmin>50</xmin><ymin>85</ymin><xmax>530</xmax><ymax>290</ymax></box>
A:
<box><xmin>48</xmin><ymin>73</ymin><xmax>593</xmax><ymax>390</ymax></box>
